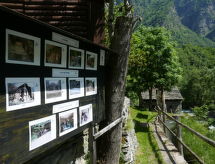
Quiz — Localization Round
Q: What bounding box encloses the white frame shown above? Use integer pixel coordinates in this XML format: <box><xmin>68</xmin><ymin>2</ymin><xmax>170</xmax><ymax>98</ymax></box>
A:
<box><xmin>59</xmin><ymin>108</ymin><xmax>78</xmax><ymax>136</ymax></box>
<box><xmin>29</xmin><ymin>115</ymin><xmax>56</xmax><ymax>151</ymax></box>
<box><xmin>5</xmin><ymin>78</ymin><xmax>41</xmax><ymax>111</ymax></box>
<box><xmin>85</xmin><ymin>51</ymin><xmax>98</xmax><ymax>70</ymax></box>
<box><xmin>79</xmin><ymin>104</ymin><xmax>93</xmax><ymax>126</ymax></box>
<box><xmin>69</xmin><ymin>78</ymin><xmax>84</xmax><ymax>99</ymax></box>
<box><xmin>6</xmin><ymin>29</ymin><xmax>41</xmax><ymax>66</ymax></box>
<box><xmin>85</xmin><ymin>78</ymin><xmax>97</xmax><ymax>96</ymax></box>
<box><xmin>68</xmin><ymin>47</ymin><xmax>85</xmax><ymax>69</ymax></box>
<box><xmin>44</xmin><ymin>78</ymin><xmax>67</xmax><ymax>104</ymax></box>
<box><xmin>44</xmin><ymin>40</ymin><xmax>67</xmax><ymax>68</ymax></box>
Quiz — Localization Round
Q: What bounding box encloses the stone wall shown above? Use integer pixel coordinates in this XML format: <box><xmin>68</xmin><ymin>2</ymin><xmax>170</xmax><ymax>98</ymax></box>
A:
<box><xmin>121</xmin><ymin>97</ymin><xmax>138</xmax><ymax>164</ymax></box>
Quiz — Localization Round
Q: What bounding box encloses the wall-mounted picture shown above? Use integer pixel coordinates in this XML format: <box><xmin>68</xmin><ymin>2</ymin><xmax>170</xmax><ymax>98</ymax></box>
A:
<box><xmin>69</xmin><ymin>47</ymin><xmax>84</xmax><ymax>69</ymax></box>
<box><xmin>69</xmin><ymin>78</ymin><xmax>84</xmax><ymax>99</ymax></box>
<box><xmin>6</xmin><ymin>29</ymin><xmax>41</xmax><ymax>66</ymax></box>
<box><xmin>44</xmin><ymin>40</ymin><xmax>67</xmax><ymax>68</ymax></box>
<box><xmin>79</xmin><ymin>104</ymin><xmax>93</xmax><ymax>126</ymax></box>
<box><xmin>86</xmin><ymin>51</ymin><xmax>97</xmax><ymax>70</ymax></box>
<box><xmin>85</xmin><ymin>78</ymin><xmax>97</xmax><ymax>96</ymax></box>
<box><xmin>6</xmin><ymin>78</ymin><xmax>41</xmax><ymax>111</ymax></box>
<box><xmin>59</xmin><ymin>108</ymin><xmax>77</xmax><ymax>136</ymax></box>
<box><xmin>29</xmin><ymin>115</ymin><xmax>56</xmax><ymax>151</ymax></box>
<box><xmin>44</xmin><ymin>78</ymin><xmax>67</xmax><ymax>104</ymax></box>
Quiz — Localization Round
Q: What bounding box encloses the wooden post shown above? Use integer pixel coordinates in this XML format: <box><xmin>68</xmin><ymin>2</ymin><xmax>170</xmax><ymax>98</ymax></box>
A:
<box><xmin>89</xmin><ymin>124</ymin><xmax>97</xmax><ymax>164</ymax></box>
<box><xmin>176</xmin><ymin>116</ymin><xmax>183</xmax><ymax>156</ymax></box>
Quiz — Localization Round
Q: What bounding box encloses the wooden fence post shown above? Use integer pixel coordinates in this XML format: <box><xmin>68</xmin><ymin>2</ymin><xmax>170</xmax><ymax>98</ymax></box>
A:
<box><xmin>176</xmin><ymin>116</ymin><xmax>183</xmax><ymax>156</ymax></box>
<box><xmin>89</xmin><ymin>124</ymin><xmax>97</xmax><ymax>164</ymax></box>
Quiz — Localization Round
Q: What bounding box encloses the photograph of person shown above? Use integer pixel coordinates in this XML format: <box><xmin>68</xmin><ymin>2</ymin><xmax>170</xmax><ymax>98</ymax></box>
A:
<box><xmin>29</xmin><ymin>115</ymin><xmax>56</xmax><ymax>151</ymax></box>
<box><xmin>59</xmin><ymin>108</ymin><xmax>77</xmax><ymax>136</ymax></box>
<box><xmin>79</xmin><ymin>104</ymin><xmax>93</xmax><ymax>126</ymax></box>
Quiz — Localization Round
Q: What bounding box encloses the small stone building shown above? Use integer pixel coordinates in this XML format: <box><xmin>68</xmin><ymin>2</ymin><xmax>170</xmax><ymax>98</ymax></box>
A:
<box><xmin>140</xmin><ymin>87</ymin><xmax>183</xmax><ymax>113</ymax></box>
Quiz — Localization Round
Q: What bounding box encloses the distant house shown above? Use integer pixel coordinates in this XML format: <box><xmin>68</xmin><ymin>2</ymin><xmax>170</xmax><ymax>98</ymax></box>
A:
<box><xmin>140</xmin><ymin>87</ymin><xmax>183</xmax><ymax>113</ymax></box>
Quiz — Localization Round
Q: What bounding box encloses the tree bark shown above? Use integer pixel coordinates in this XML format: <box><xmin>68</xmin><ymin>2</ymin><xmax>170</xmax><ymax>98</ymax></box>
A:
<box><xmin>97</xmin><ymin>15</ymin><xmax>134</xmax><ymax>164</ymax></box>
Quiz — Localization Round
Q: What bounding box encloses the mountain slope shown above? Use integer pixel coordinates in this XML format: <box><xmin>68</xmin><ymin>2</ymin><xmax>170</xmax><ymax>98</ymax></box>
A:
<box><xmin>132</xmin><ymin>0</ymin><xmax>215</xmax><ymax>47</ymax></box>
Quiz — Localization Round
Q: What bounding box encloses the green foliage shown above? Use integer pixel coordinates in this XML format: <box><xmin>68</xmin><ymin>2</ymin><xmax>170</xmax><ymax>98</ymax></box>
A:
<box><xmin>181</xmin><ymin>116</ymin><xmax>215</xmax><ymax>164</ymax></box>
<box><xmin>192</xmin><ymin>105</ymin><xmax>209</xmax><ymax>121</ymax></box>
<box><xmin>177</xmin><ymin>44</ymin><xmax>215</xmax><ymax>108</ymax></box>
<box><xmin>127</xmin><ymin>26</ymin><xmax>181</xmax><ymax>97</ymax></box>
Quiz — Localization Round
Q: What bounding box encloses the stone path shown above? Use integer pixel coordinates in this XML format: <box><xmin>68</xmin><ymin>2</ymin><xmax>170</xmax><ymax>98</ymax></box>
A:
<box><xmin>150</xmin><ymin>122</ymin><xmax>188</xmax><ymax>164</ymax></box>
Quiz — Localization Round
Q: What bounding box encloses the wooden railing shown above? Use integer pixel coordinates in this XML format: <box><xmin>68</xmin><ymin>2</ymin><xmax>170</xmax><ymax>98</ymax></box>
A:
<box><xmin>155</xmin><ymin>106</ymin><xmax>215</xmax><ymax>164</ymax></box>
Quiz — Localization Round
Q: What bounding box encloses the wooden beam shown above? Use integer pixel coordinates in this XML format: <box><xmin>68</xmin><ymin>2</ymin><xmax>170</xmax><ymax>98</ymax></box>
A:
<box><xmin>93</xmin><ymin>117</ymin><xmax>122</xmax><ymax>140</ymax></box>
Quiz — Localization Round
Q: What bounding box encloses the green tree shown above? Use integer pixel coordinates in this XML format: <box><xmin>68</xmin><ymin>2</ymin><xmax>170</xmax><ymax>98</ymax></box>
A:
<box><xmin>128</xmin><ymin>26</ymin><xmax>181</xmax><ymax>110</ymax></box>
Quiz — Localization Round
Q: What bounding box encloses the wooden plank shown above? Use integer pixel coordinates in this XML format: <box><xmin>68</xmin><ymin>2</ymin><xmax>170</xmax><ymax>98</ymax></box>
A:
<box><xmin>93</xmin><ymin>117</ymin><xmax>122</xmax><ymax>140</ymax></box>
<box><xmin>156</xmin><ymin>106</ymin><xmax>215</xmax><ymax>147</ymax></box>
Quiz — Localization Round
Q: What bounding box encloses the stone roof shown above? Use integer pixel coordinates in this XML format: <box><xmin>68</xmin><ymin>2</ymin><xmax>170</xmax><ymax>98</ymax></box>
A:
<box><xmin>141</xmin><ymin>87</ymin><xmax>183</xmax><ymax>100</ymax></box>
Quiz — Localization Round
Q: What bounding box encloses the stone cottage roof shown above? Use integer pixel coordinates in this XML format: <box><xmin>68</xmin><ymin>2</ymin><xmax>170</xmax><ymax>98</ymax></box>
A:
<box><xmin>141</xmin><ymin>87</ymin><xmax>183</xmax><ymax>100</ymax></box>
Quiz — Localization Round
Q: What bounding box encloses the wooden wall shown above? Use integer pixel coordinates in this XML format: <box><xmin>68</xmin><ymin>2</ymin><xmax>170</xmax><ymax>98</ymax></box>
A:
<box><xmin>0</xmin><ymin>0</ymin><xmax>105</xmax><ymax>44</ymax></box>
<box><xmin>0</xmin><ymin>6</ymin><xmax>109</xmax><ymax>163</ymax></box>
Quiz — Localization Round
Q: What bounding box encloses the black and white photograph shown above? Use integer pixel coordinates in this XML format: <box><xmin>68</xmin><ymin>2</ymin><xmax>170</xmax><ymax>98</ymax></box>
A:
<box><xmin>86</xmin><ymin>51</ymin><xmax>97</xmax><ymax>70</ymax></box>
<box><xmin>79</xmin><ymin>104</ymin><xmax>93</xmax><ymax>126</ymax></box>
<box><xmin>59</xmin><ymin>108</ymin><xmax>77</xmax><ymax>136</ymax></box>
<box><xmin>6</xmin><ymin>78</ymin><xmax>41</xmax><ymax>111</ymax></box>
<box><xmin>29</xmin><ymin>115</ymin><xmax>56</xmax><ymax>151</ymax></box>
<box><xmin>69</xmin><ymin>78</ymin><xmax>84</xmax><ymax>99</ymax></box>
<box><xmin>44</xmin><ymin>78</ymin><xmax>67</xmax><ymax>104</ymax></box>
<box><xmin>69</xmin><ymin>47</ymin><xmax>84</xmax><ymax>69</ymax></box>
<box><xmin>44</xmin><ymin>40</ymin><xmax>67</xmax><ymax>68</ymax></box>
<box><xmin>6</xmin><ymin>29</ymin><xmax>40</xmax><ymax>66</ymax></box>
<box><xmin>85</xmin><ymin>78</ymin><xmax>97</xmax><ymax>96</ymax></box>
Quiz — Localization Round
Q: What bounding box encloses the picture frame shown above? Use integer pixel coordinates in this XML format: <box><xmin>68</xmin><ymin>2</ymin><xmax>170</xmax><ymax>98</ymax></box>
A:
<box><xmin>79</xmin><ymin>104</ymin><xmax>93</xmax><ymax>127</ymax></box>
<box><xmin>29</xmin><ymin>115</ymin><xmax>56</xmax><ymax>151</ymax></box>
<box><xmin>85</xmin><ymin>51</ymin><xmax>97</xmax><ymax>70</ymax></box>
<box><xmin>44</xmin><ymin>78</ymin><xmax>67</xmax><ymax>104</ymax></box>
<box><xmin>6</xmin><ymin>29</ymin><xmax>41</xmax><ymax>66</ymax></box>
<box><xmin>85</xmin><ymin>78</ymin><xmax>97</xmax><ymax>96</ymax></box>
<box><xmin>59</xmin><ymin>108</ymin><xmax>78</xmax><ymax>136</ymax></box>
<box><xmin>69</xmin><ymin>78</ymin><xmax>84</xmax><ymax>99</ymax></box>
<box><xmin>44</xmin><ymin>40</ymin><xmax>67</xmax><ymax>68</ymax></box>
<box><xmin>5</xmin><ymin>78</ymin><xmax>41</xmax><ymax>111</ymax></box>
<box><xmin>69</xmin><ymin>47</ymin><xmax>85</xmax><ymax>69</ymax></box>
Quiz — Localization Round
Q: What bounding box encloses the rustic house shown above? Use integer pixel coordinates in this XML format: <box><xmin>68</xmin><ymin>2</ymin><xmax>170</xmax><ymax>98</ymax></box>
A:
<box><xmin>140</xmin><ymin>87</ymin><xmax>183</xmax><ymax>113</ymax></box>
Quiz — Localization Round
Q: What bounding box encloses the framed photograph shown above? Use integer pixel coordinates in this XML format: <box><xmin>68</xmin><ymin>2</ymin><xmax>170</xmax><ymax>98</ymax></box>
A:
<box><xmin>44</xmin><ymin>78</ymin><xmax>67</xmax><ymax>104</ymax></box>
<box><xmin>69</xmin><ymin>47</ymin><xmax>84</xmax><ymax>69</ymax></box>
<box><xmin>6</xmin><ymin>29</ymin><xmax>41</xmax><ymax>66</ymax></box>
<box><xmin>85</xmin><ymin>78</ymin><xmax>97</xmax><ymax>96</ymax></box>
<box><xmin>69</xmin><ymin>78</ymin><xmax>84</xmax><ymax>99</ymax></box>
<box><xmin>29</xmin><ymin>115</ymin><xmax>56</xmax><ymax>151</ymax></box>
<box><xmin>79</xmin><ymin>104</ymin><xmax>93</xmax><ymax>126</ymax></box>
<box><xmin>86</xmin><ymin>51</ymin><xmax>97</xmax><ymax>70</ymax></box>
<box><xmin>6</xmin><ymin>78</ymin><xmax>41</xmax><ymax>111</ymax></box>
<box><xmin>59</xmin><ymin>108</ymin><xmax>78</xmax><ymax>136</ymax></box>
<box><xmin>44</xmin><ymin>40</ymin><xmax>67</xmax><ymax>68</ymax></box>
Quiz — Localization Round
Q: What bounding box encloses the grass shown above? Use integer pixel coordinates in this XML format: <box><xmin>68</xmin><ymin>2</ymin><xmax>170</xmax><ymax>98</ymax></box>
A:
<box><xmin>130</xmin><ymin>107</ymin><xmax>165</xmax><ymax>164</ymax></box>
<box><xmin>181</xmin><ymin>116</ymin><xmax>215</xmax><ymax>164</ymax></box>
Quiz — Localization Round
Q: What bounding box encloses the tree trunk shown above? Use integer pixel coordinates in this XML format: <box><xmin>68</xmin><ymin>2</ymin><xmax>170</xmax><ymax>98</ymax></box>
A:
<box><xmin>97</xmin><ymin>15</ymin><xmax>133</xmax><ymax>164</ymax></box>
<box><xmin>149</xmin><ymin>87</ymin><xmax>153</xmax><ymax>110</ymax></box>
